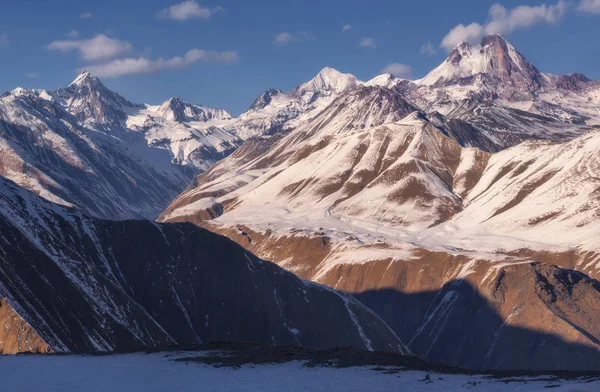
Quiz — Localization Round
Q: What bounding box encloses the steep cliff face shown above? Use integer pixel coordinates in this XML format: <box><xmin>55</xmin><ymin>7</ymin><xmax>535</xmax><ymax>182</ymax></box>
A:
<box><xmin>0</xmin><ymin>176</ymin><xmax>408</xmax><ymax>354</ymax></box>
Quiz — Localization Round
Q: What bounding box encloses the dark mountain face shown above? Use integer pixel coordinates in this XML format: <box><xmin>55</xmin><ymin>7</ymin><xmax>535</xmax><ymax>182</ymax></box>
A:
<box><xmin>0</xmin><ymin>177</ymin><xmax>408</xmax><ymax>354</ymax></box>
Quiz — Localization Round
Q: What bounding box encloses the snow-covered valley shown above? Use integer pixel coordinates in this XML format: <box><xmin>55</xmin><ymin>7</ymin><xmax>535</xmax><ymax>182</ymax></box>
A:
<box><xmin>1</xmin><ymin>350</ymin><xmax>598</xmax><ymax>392</ymax></box>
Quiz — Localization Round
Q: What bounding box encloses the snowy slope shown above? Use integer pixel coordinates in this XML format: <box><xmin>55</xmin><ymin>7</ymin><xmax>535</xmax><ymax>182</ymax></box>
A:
<box><xmin>125</xmin><ymin>98</ymin><xmax>240</xmax><ymax>170</ymax></box>
<box><xmin>0</xmin><ymin>86</ymin><xmax>192</xmax><ymax>219</ymax></box>
<box><xmin>1</xmin><ymin>351</ymin><xmax>598</xmax><ymax>392</ymax></box>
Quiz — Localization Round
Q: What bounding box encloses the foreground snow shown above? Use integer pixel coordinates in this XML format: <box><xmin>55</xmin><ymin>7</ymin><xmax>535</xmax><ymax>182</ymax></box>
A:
<box><xmin>0</xmin><ymin>352</ymin><xmax>598</xmax><ymax>391</ymax></box>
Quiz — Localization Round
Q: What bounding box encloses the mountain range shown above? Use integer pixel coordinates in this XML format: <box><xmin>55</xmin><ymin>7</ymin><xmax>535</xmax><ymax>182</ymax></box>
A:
<box><xmin>1</xmin><ymin>34</ymin><xmax>600</xmax><ymax>371</ymax></box>
<box><xmin>159</xmin><ymin>34</ymin><xmax>600</xmax><ymax>370</ymax></box>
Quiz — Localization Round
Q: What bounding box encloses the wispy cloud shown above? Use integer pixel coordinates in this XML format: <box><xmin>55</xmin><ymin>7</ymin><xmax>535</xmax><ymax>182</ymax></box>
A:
<box><xmin>157</xmin><ymin>1</ymin><xmax>224</xmax><ymax>21</ymax></box>
<box><xmin>342</xmin><ymin>24</ymin><xmax>352</xmax><ymax>32</ymax></box>
<box><xmin>25</xmin><ymin>72</ymin><xmax>40</xmax><ymax>79</ymax></box>
<box><xmin>578</xmin><ymin>0</ymin><xmax>600</xmax><ymax>14</ymax></box>
<box><xmin>273</xmin><ymin>32</ymin><xmax>310</xmax><ymax>48</ymax></box>
<box><xmin>65</xmin><ymin>30</ymin><xmax>80</xmax><ymax>38</ymax></box>
<box><xmin>80</xmin><ymin>12</ymin><xmax>92</xmax><ymax>19</ymax></box>
<box><xmin>80</xmin><ymin>49</ymin><xmax>238</xmax><ymax>78</ymax></box>
<box><xmin>419</xmin><ymin>41</ymin><xmax>437</xmax><ymax>56</ymax></box>
<box><xmin>441</xmin><ymin>1</ymin><xmax>568</xmax><ymax>50</ymax></box>
<box><xmin>382</xmin><ymin>63</ymin><xmax>412</xmax><ymax>78</ymax></box>
<box><xmin>47</xmin><ymin>34</ymin><xmax>133</xmax><ymax>61</ymax></box>
<box><xmin>359</xmin><ymin>37</ymin><xmax>375</xmax><ymax>48</ymax></box>
<box><xmin>0</xmin><ymin>33</ymin><xmax>8</xmax><ymax>48</ymax></box>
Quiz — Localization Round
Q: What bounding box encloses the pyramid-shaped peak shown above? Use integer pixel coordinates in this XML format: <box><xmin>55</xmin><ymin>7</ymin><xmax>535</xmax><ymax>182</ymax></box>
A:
<box><xmin>313</xmin><ymin>67</ymin><xmax>357</xmax><ymax>84</ymax></box>
<box><xmin>419</xmin><ymin>33</ymin><xmax>540</xmax><ymax>89</ymax></box>
<box><xmin>293</xmin><ymin>67</ymin><xmax>359</xmax><ymax>97</ymax></box>
<box><xmin>316</xmin><ymin>67</ymin><xmax>344</xmax><ymax>77</ymax></box>
<box><xmin>162</xmin><ymin>96</ymin><xmax>185</xmax><ymax>106</ymax></box>
<box><xmin>69</xmin><ymin>71</ymin><xmax>101</xmax><ymax>88</ymax></box>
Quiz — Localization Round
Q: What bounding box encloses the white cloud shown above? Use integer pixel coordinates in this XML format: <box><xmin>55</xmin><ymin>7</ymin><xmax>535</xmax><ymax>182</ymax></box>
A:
<box><xmin>157</xmin><ymin>1</ymin><xmax>223</xmax><ymax>21</ymax></box>
<box><xmin>80</xmin><ymin>49</ymin><xmax>238</xmax><ymax>78</ymax></box>
<box><xmin>273</xmin><ymin>32</ymin><xmax>310</xmax><ymax>47</ymax></box>
<box><xmin>47</xmin><ymin>34</ymin><xmax>133</xmax><ymax>61</ymax></box>
<box><xmin>440</xmin><ymin>1</ymin><xmax>568</xmax><ymax>50</ymax></box>
<box><xmin>441</xmin><ymin>23</ymin><xmax>485</xmax><ymax>50</ymax></box>
<box><xmin>0</xmin><ymin>33</ymin><xmax>8</xmax><ymax>48</ymax></box>
<box><xmin>25</xmin><ymin>72</ymin><xmax>40</xmax><ymax>78</ymax></box>
<box><xmin>342</xmin><ymin>24</ymin><xmax>352</xmax><ymax>32</ymax></box>
<box><xmin>578</xmin><ymin>0</ymin><xmax>600</xmax><ymax>13</ymax></box>
<box><xmin>65</xmin><ymin>30</ymin><xmax>80</xmax><ymax>38</ymax></box>
<box><xmin>382</xmin><ymin>63</ymin><xmax>412</xmax><ymax>78</ymax></box>
<box><xmin>420</xmin><ymin>41</ymin><xmax>437</xmax><ymax>56</ymax></box>
<box><xmin>80</xmin><ymin>12</ymin><xmax>92</xmax><ymax>19</ymax></box>
<box><xmin>359</xmin><ymin>37</ymin><xmax>375</xmax><ymax>48</ymax></box>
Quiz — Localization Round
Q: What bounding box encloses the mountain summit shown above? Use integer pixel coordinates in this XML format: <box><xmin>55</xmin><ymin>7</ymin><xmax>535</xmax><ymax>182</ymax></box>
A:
<box><xmin>157</xmin><ymin>97</ymin><xmax>232</xmax><ymax>123</ymax></box>
<box><xmin>56</xmin><ymin>71</ymin><xmax>136</xmax><ymax>125</ymax></box>
<box><xmin>418</xmin><ymin>34</ymin><xmax>544</xmax><ymax>99</ymax></box>
<box><xmin>68</xmin><ymin>71</ymin><xmax>100</xmax><ymax>88</ymax></box>
<box><xmin>291</xmin><ymin>67</ymin><xmax>359</xmax><ymax>98</ymax></box>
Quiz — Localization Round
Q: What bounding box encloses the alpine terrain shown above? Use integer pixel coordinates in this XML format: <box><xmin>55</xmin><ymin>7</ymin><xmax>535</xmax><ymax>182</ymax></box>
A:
<box><xmin>160</xmin><ymin>35</ymin><xmax>600</xmax><ymax>371</ymax></box>
<box><xmin>2</xmin><ymin>30</ymin><xmax>600</xmax><ymax>374</ymax></box>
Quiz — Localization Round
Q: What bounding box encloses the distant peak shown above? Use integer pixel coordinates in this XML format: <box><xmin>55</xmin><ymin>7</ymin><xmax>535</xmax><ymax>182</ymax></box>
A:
<box><xmin>293</xmin><ymin>67</ymin><xmax>358</xmax><ymax>97</ymax></box>
<box><xmin>419</xmin><ymin>31</ymin><xmax>541</xmax><ymax>94</ymax></box>
<box><xmin>248</xmin><ymin>88</ymin><xmax>283</xmax><ymax>111</ymax></box>
<box><xmin>480</xmin><ymin>34</ymin><xmax>514</xmax><ymax>50</ymax></box>
<box><xmin>165</xmin><ymin>96</ymin><xmax>184</xmax><ymax>105</ymax></box>
<box><xmin>481</xmin><ymin>33</ymin><xmax>507</xmax><ymax>43</ymax></box>
<box><xmin>317</xmin><ymin>67</ymin><xmax>342</xmax><ymax>76</ymax></box>
<box><xmin>364</xmin><ymin>73</ymin><xmax>401</xmax><ymax>88</ymax></box>
<box><xmin>11</xmin><ymin>87</ymin><xmax>27</xmax><ymax>96</ymax></box>
<box><xmin>159</xmin><ymin>96</ymin><xmax>188</xmax><ymax>112</ymax></box>
<box><xmin>69</xmin><ymin>71</ymin><xmax>100</xmax><ymax>88</ymax></box>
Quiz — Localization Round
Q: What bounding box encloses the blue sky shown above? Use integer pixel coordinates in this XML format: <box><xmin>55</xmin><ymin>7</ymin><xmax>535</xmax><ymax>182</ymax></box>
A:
<box><xmin>1</xmin><ymin>0</ymin><xmax>599</xmax><ymax>114</ymax></box>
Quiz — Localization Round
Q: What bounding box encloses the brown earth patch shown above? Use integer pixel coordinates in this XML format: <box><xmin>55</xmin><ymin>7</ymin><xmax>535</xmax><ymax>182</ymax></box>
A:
<box><xmin>288</xmin><ymin>136</ymin><xmax>334</xmax><ymax>165</ymax></box>
<box><xmin>453</xmin><ymin>149</ymin><xmax>491</xmax><ymax>199</ymax></box>
<box><xmin>472</xmin><ymin>161</ymin><xmax>519</xmax><ymax>202</ymax></box>
<box><xmin>528</xmin><ymin>211</ymin><xmax>562</xmax><ymax>225</ymax></box>
<box><xmin>0</xmin><ymin>299</ymin><xmax>52</xmax><ymax>354</ymax></box>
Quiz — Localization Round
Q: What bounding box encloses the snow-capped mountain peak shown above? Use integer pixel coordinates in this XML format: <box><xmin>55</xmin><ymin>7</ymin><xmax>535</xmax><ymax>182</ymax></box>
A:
<box><xmin>248</xmin><ymin>88</ymin><xmax>284</xmax><ymax>111</ymax></box>
<box><xmin>291</xmin><ymin>67</ymin><xmax>359</xmax><ymax>98</ymax></box>
<box><xmin>418</xmin><ymin>34</ymin><xmax>542</xmax><ymax>94</ymax></box>
<box><xmin>364</xmin><ymin>73</ymin><xmax>403</xmax><ymax>88</ymax></box>
<box><xmin>68</xmin><ymin>71</ymin><xmax>100</xmax><ymax>88</ymax></box>
<box><xmin>55</xmin><ymin>71</ymin><xmax>136</xmax><ymax>125</ymax></box>
<box><xmin>5</xmin><ymin>86</ymin><xmax>54</xmax><ymax>102</ymax></box>
<box><xmin>156</xmin><ymin>96</ymin><xmax>232</xmax><ymax>122</ymax></box>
